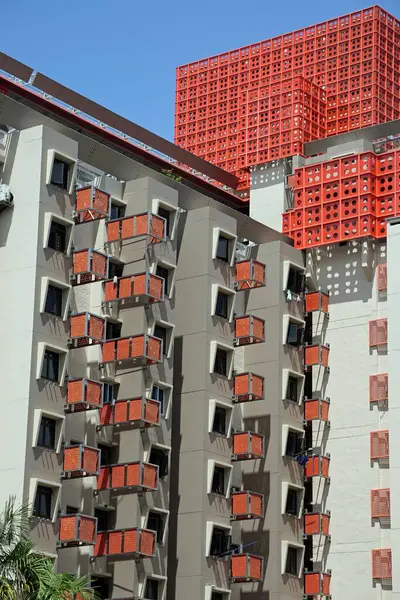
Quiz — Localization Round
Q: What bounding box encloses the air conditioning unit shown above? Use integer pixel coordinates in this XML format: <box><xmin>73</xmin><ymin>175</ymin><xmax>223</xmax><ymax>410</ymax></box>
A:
<box><xmin>0</xmin><ymin>184</ymin><xmax>13</xmax><ymax>210</ymax></box>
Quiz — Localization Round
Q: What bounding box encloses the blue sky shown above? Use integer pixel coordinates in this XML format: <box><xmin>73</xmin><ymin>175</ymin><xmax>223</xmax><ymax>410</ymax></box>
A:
<box><xmin>2</xmin><ymin>0</ymin><xmax>399</xmax><ymax>141</ymax></box>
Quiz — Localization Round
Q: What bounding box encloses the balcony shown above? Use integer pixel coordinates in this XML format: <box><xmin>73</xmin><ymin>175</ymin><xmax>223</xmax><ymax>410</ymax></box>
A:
<box><xmin>234</xmin><ymin>315</ymin><xmax>265</xmax><ymax>346</ymax></box>
<box><xmin>103</xmin><ymin>272</ymin><xmax>164</xmax><ymax>305</ymax></box>
<box><xmin>235</xmin><ymin>259</ymin><xmax>265</xmax><ymax>291</ymax></box>
<box><xmin>304</xmin><ymin>398</ymin><xmax>330</xmax><ymax>422</ymax></box>
<box><xmin>72</xmin><ymin>249</ymin><xmax>109</xmax><ymax>285</ymax></box>
<box><xmin>63</xmin><ymin>444</ymin><xmax>100</xmax><ymax>479</ymax></box>
<box><xmin>69</xmin><ymin>313</ymin><xmax>105</xmax><ymax>348</ymax></box>
<box><xmin>305</xmin><ymin>290</ymin><xmax>329</xmax><ymax>314</ymax></box>
<box><xmin>305</xmin><ymin>455</ymin><xmax>330</xmax><ymax>479</ymax></box>
<box><xmin>233</xmin><ymin>372</ymin><xmax>264</xmax><ymax>403</ymax></box>
<box><xmin>106</xmin><ymin>212</ymin><xmax>166</xmax><ymax>245</ymax></box>
<box><xmin>96</xmin><ymin>461</ymin><xmax>158</xmax><ymax>493</ymax></box>
<box><xmin>304</xmin><ymin>512</ymin><xmax>330</xmax><ymax>536</ymax></box>
<box><xmin>75</xmin><ymin>186</ymin><xmax>110</xmax><ymax>223</ymax></box>
<box><xmin>98</xmin><ymin>397</ymin><xmax>160</xmax><ymax>429</ymax></box>
<box><xmin>100</xmin><ymin>334</ymin><xmax>162</xmax><ymax>367</ymax></box>
<box><xmin>66</xmin><ymin>378</ymin><xmax>103</xmax><ymax>413</ymax></box>
<box><xmin>304</xmin><ymin>571</ymin><xmax>331</xmax><ymax>596</ymax></box>
<box><xmin>93</xmin><ymin>528</ymin><xmax>156</xmax><ymax>559</ymax></box>
<box><xmin>58</xmin><ymin>513</ymin><xmax>97</xmax><ymax>547</ymax></box>
<box><xmin>232</xmin><ymin>431</ymin><xmax>264</xmax><ymax>461</ymax></box>
<box><xmin>231</xmin><ymin>491</ymin><xmax>264</xmax><ymax>520</ymax></box>
<box><xmin>304</xmin><ymin>343</ymin><xmax>330</xmax><ymax>367</ymax></box>
<box><xmin>230</xmin><ymin>554</ymin><xmax>263</xmax><ymax>583</ymax></box>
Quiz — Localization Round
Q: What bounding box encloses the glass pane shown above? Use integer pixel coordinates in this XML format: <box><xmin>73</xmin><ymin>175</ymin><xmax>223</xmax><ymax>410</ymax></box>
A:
<box><xmin>216</xmin><ymin>236</ymin><xmax>229</xmax><ymax>261</ymax></box>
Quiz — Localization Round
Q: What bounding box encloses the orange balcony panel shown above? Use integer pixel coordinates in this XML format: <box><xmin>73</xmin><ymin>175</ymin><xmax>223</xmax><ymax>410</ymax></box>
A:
<box><xmin>304</xmin><ymin>512</ymin><xmax>330</xmax><ymax>535</ymax></box>
<box><xmin>369</xmin><ymin>373</ymin><xmax>388</xmax><ymax>403</ymax></box>
<box><xmin>75</xmin><ymin>186</ymin><xmax>110</xmax><ymax>223</ymax></box>
<box><xmin>230</xmin><ymin>554</ymin><xmax>263</xmax><ymax>583</ymax></box>
<box><xmin>66</xmin><ymin>378</ymin><xmax>103</xmax><ymax>412</ymax></box>
<box><xmin>369</xmin><ymin>318</ymin><xmax>388</xmax><ymax>347</ymax></box>
<box><xmin>69</xmin><ymin>313</ymin><xmax>105</xmax><ymax>348</ymax></box>
<box><xmin>235</xmin><ymin>259</ymin><xmax>266</xmax><ymax>290</ymax></box>
<box><xmin>98</xmin><ymin>397</ymin><xmax>160</xmax><ymax>428</ymax></box>
<box><xmin>106</xmin><ymin>213</ymin><xmax>166</xmax><ymax>244</ymax></box>
<box><xmin>232</xmin><ymin>431</ymin><xmax>265</xmax><ymax>461</ymax></box>
<box><xmin>104</xmin><ymin>273</ymin><xmax>164</xmax><ymax>304</ymax></box>
<box><xmin>100</xmin><ymin>335</ymin><xmax>162</xmax><ymax>366</ymax></box>
<box><xmin>231</xmin><ymin>491</ymin><xmax>264</xmax><ymax>520</ymax></box>
<box><xmin>304</xmin><ymin>572</ymin><xmax>331</xmax><ymax>596</ymax></box>
<box><xmin>63</xmin><ymin>445</ymin><xmax>100</xmax><ymax>478</ymax></box>
<box><xmin>371</xmin><ymin>488</ymin><xmax>390</xmax><ymax>519</ymax></box>
<box><xmin>370</xmin><ymin>430</ymin><xmax>389</xmax><ymax>460</ymax></box>
<box><xmin>372</xmin><ymin>548</ymin><xmax>392</xmax><ymax>580</ymax></box>
<box><xmin>304</xmin><ymin>398</ymin><xmax>330</xmax><ymax>422</ymax></box>
<box><xmin>305</xmin><ymin>455</ymin><xmax>330</xmax><ymax>478</ymax></box>
<box><xmin>93</xmin><ymin>528</ymin><xmax>156</xmax><ymax>558</ymax></box>
<box><xmin>97</xmin><ymin>461</ymin><xmax>158</xmax><ymax>493</ymax></box>
<box><xmin>234</xmin><ymin>315</ymin><xmax>265</xmax><ymax>346</ymax></box>
<box><xmin>72</xmin><ymin>249</ymin><xmax>108</xmax><ymax>285</ymax></box>
<box><xmin>305</xmin><ymin>290</ymin><xmax>329</xmax><ymax>313</ymax></box>
<box><xmin>304</xmin><ymin>344</ymin><xmax>330</xmax><ymax>367</ymax></box>
<box><xmin>233</xmin><ymin>372</ymin><xmax>264</xmax><ymax>403</ymax></box>
<box><xmin>377</xmin><ymin>263</ymin><xmax>387</xmax><ymax>292</ymax></box>
<box><xmin>59</xmin><ymin>514</ymin><xmax>97</xmax><ymax>546</ymax></box>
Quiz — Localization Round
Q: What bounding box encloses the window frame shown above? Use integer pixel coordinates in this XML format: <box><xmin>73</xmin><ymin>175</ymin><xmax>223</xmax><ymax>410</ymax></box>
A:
<box><xmin>149</xmin><ymin>381</ymin><xmax>173</xmax><ymax>419</ymax></box>
<box><xmin>282</xmin><ymin>369</ymin><xmax>305</xmax><ymax>404</ymax></box>
<box><xmin>29</xmin><ymin>478</ymin><xmax>61</xmax><ymax>522</ymax></box>
<box><xmin>152</xmin><ymin>198</ymin><xmax>179</xmax><ymax>241</ymax></box>
<box><xmin>105</xmin><ymin>319</ymin><xmax>122</xmax><ymax>340</ymax></box>
<box><xmin>37</xmin><ymin>416</ymin><xmax>57</xmax><ymax>450</ymax></box>
<box><xmin>147</xmin><ymin>443</ymin><xmax>171</xmax><ymax>480</ymax></box>
<box><xmin>37</xmin><ymin>342</ymin><xmax>68</xmax><ymax>386</ymax></box>
<box><xmin>283</xmin><ymin>315</ymin><xmax>306</xmax><ymax>347</ymax></box>
<box><xmin>206</xmin><ymin>521</ymin><xmax>232</xmax><ymax>557</ymax></box>
<box><xmin>43</xmin><ymin>213</ymin><xmax>74</xmax><ymax>257</ymax></box>
<box><xmin>46</xmin><ymin>149</ymin><xmax>77</xmax><ymax>195</ymax></box>
<box><xmin>40</xmin><ymin>277</ymin><xmax>71</xmax><ymax>321</ymax></box>
<box><xmin>210</xmin><ymin>341</ymin><xmax>234</xmax><ymax>379</ymax></box>
<box><xmin>144</xmin><ymin>507</ymin><xmax>169</xmax><ymax>546</ymax></box>
<box><xmin>48</xmin><ymin>220</ymin><xmax>67</xmax><ymax>253</ymax></box>
<box><xmin>33</xmin><ymin>409</ymin><xmax>64</xmax><ymax>453</ymax></box>
<box><xmin>151</xmin><ymin>259</ymin><xmax>177</xmax><ymax>298</ymax></box>
<box><xmin>108</xmin><ymin>260</ymin><xmax>124</xmax><ymax>279</ymax></box>
<box><xmin>208</xmin><ymin>399</ymin><xmax>233</xmax><ymax>437</ymax></box>
<box><xmin>44</xmin><ymin>284</ymin><xmax>63</xmax><ymax>317</ymax></box>
<box><xmin>281</xmin><ymin>482</ymin><xmax>305</xmax><ymax>518</ymax></box>
<box><xmin>109</xmin><ymin>200</ymin><xmax>126</xmax><ymax>221</ymax></box>
<box><xmin>283</xmin><ymin>260</ymin><xmax>305</xmax><ymax>293</ymax></box>
<box><xmin>211</xmin><ymin>283</ymin><xmax>236</xmax><ymax>322</ymax></box>
<box><xmin>281</xmin><ymin>541</ymin><xmax>305</xmax><ymax>577</ymax></box>
<box><xmin>282</xmin><ymin>424</ymin><xmax>305</xmax><ymax>458</ymax></box>
<box><xmin>140</xmin><ymin>575</ymin><xmax>167</xmax><ymax>600</ymax></box>
<box><xmin>41</xmin><ymin>350</ymin><xmax>60</xmax><ymax>382</ymax></box>
<box><xmin>212</xmin><ymin>227</ymin><xmax>237</xmax><ymax>267</ymax></box>
<box><xmin>151</xmin><ymin>319</ymin><xmax>175</xmax><ymax>358</ymax></box>
<box><xmin>207</xmin><ymin>459</ymin><xmax>232</xmax><ymax>498</ymax></box>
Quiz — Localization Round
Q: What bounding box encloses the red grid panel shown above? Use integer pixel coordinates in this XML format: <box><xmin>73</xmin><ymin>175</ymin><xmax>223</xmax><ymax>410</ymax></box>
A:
<box><xmin>370</xmin><ymin>430</ymin><xmax>389</xmax><ymax>460</ymax></box>
<box><xmin>371</xmin><ymin>489</ymin><xmax>390</xmax><ymax>519</ymax></box>
<box><xmin>369</xmin><ymin>373</ymin><xmax>388</xmax><ymax>403</ymax></box>
<box><xmin>372</xmin><ymin>549</ymin><xmax>392</xmax><ymax>579</ymax></box>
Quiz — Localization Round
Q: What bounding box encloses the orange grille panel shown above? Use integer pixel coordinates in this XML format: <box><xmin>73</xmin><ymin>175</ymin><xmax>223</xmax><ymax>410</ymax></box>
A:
<box><xmin>128</xmin><ymin>398</ymin><xmax>143</xmax><ymax>421</ymax></box>
<box><xmin>82</xmin><ymin>447</ymin><xmax>99</xmax><ymax>473</ymax></box>
<box><xmin>372</xmin><ymin>549</ymin><xmax>392</xmax><ymax>579</ymax></box>
<box><xmin>371</xmin><ymin>488</ymin><xmax>390</xmax><ymax>519</ymax></box>
<box><xmin>370</xmin><ymin>430</ymin><xmax>389</xmax><ymax>460</ymax></box>
<box><xmin>369</xmin><ymin>373</ymin><xmax>388</xmax><ymax>403</ymax></box>
<box><xmin>369</xmin><ymin>318</ymin><xmax>388</xmax><ymax>347</ymax></box>
<box><xmin>377</xmin><ymin>263</ymin><xmax>387</xmax><ymax>291</ymax></box>
<box><xmin>126</xmin><ymin>463</ymin><xmax>141</xmax><ymax>487</ymax></box>
<box><xmin>142</xmin><ymin>464</ymin><xmax>158</xmax><ymax>489</ymax></box>
<box><xmin>97</xmin><ymin>467</ymin><xmax>111</xmax><ymax>490</ymax></box>
<box><xmin>78</xmin><ymin>516</ymin><xmax>96</xmax><ymax>543</ymax></box>
<box><xmin>144</xmin><ymin>399</ymin><xmax>160</xmax><ymax>424</ymax></box>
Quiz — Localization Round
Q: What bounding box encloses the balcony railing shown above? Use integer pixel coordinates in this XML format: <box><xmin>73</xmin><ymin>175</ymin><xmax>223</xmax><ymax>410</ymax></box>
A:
<box><xmin>304</xmin><ymin>571</ymin><xmax>331</xmax><ymax>596</ymax></box>
<box><xmin>93</xmin><ymin>528</ymin><xmax>156</xmax><ymax>559</ymax></box>
<box><xmin>69</xmin><ymin>313</ymin><xmax>105</xmax><ymax>348</ymax></box>
<box><xmin>106</xmin><ymin>212</ymin><xmax>166</xmax><ymax>245</ymax></box>
<box><xmin>233</xmin><ymin>373</ymin><xmax>264</xmax><ymax>403</ymax></box>
<box><xmin>305</xmin><ymin>290</ymin><xmax>329</xmax><ymax>314</ymax></box>
<box><xmin>63</xmin><ymin>444</ymin><xmax>100</xmax><ymax>479</ymax></box>
<box><xmin>100</xmin><ymin>334</ymin><xmax>162</xmax><ymax>367</ymax></box>
<box><xmin>305</xmin><ymin>455</ymin><xmax>330</xmax><ymax>479</ymax></box>
<box><xmin>72</xmin><ymin>249</ymin><xmax>109</xmax><ymax>285</ymax></box>
<box><xmin>235</xmin><ymin>259</ymin><xmax>265</xmax><ymax>291</ymax></box>
<box><xmin>103</xmin><ymin>272</ymin><xmax>164</xmax><ymax>305</ymax></box>
<box><xmin>304</xmin><ymin>343</ymin><xmax>330</xmax><ymax>367</ymax></box>
<box><xmin>66</xmin><ymin>378</ymin><xmax>103</xmax><ymax>413</ymax></box>
<box><xmin>231</xmin><ymin>491</ymin><xmax>264</xmax><ymax>520</ymax></box>
<box><xmin>232</xmin><ymin>431</ymin><xmax>264</xmax><ymax>461</ymax></box>
<box><xmin>230</xmin><ymin>554</ymin><xmax>263</xmax><ymax>583</ymax></box>
<box><xmin>304</xmin><ymin>398</ymin><xmax>330</xmax><ymax>422</ymax></box>
<box><xmin>96</xmin><ymin>461</ymin><xmax>159</xmax><ymax>493</ymax></box>
<box><xmin>304</xmin><ymin>512</ymin><xmax>330</xmax><ymax>536</ymax></box>
<box><xmin>75</xmin><ymin>186</ymin><xmax>110</xmax><ymax>223</ymax></box>
<box><xmin>58</xmin><ymin>514</ymin><xmax>97</xmax><ymax>547</ymax></box>
<box><xmin>98</xmin><ymin>397</ymin><xmax>160</xmax><ymax>428</ymax></box>
<box><xmin>234</xmin><ymin>315</ymin><xmax>265</xmax><ymax>346</ymax></box>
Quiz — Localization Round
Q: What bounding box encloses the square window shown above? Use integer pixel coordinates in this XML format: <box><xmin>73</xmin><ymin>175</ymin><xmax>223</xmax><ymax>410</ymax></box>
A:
<box><xmin>94</xmin><ymin>508</ymin><xmax>111</xmax><ymax>532</ymax></box>
<box><xmin>41</xmin><ymin>351</ymin><xmax>60</xmax><ymax>382</ymax></box>
<box><xmin>285</xmin><ymin>546</ymin><xmax>298</xmax><ymax>575</ymax></box>
<box><xmin>110</xmin><ymin>202</ymin><xmax>125</xmax><ymax>220</ymax></box>
<box><xmin>147</xmin><ymin>510</ymin><xmax>166</xmax><ymax>544</ymax></box>
<box><xmin>91</xmin><ymin>576</ymin><xmax>111</xmax><ymax>599</ymax></box>
<box><xmin>152</xmin><ymin>385</ymin><xmax>165</xmax><ymax>416</ymax></box>
<box><xmin>286</xmin><ymin>488</ymin><xmax>299</xmax><ymax>515</ymax></box>
<box><xmin>211</xmin><ymin>466</ymin><xmax>226</xmax><ymax>495</ymax></box>
<box><xmin>45</xmin><ymin>285</ymin><xmax>63</xmax><ymax>317</ymax></box>
<box><xmin>144</xmin><ymin>578</ymin><xmax>159</xmax><ymax>600</ymax></box>
<box><xmin>158</xmin><ymin>206</ymin><xmax>171</xmax><ymax>238</ymax></box>
<box><xmin>108</xmin><ymin>261</ymin><xmax>124</xmax><ymax>279</ymax></box>
<box><xmin>216</xmin><ymin>235</ymin><xmax>230</xmax><ymax>262</ymax></box>
<box><xmin>212</xmin><ymin>406</ymin><xmax>227</xmax><ymax>435</ymax></box>
<box><xmin>210</xmin><ymin>527</ymin><xmax>230</xmax><ymax>556</ymax></box>
<box><xmin>106</xmin><ymin>321</ymin><xmax>122</xmax><ymax>340</ymax></box>
<box><xmin>214</xmin><ymin>348</ymin><xmax>228</xmax><ymax>376</ymax></box>
<box><xmin>37</xmin><ymin>416</ymin><xmax>56</xmax><ymax>450</ymax></box>
<box><xmin>211</xmin><ymin>593</ymin><xmax>225</xmax><ymax>600</ymax></box>
<box><xmin>154</xmin><ymin>325</ymin><xmax>168</xmax><ymax>356</ymax></box>
<box><xmin>149</xmin><ymin>447</ymin><xmax>169</xmax><ymax>478</ymax></box>
<box><xmin>51</xmin><ymin>158</ymin><xmax>69</xmax><ymax>189</ymax></box>
<box><xmin>287</xmin><ymin>322</ymin><xmax>303</xmax><ymax>347</ymax></box>
<box><xmin>215</xmin><ymin>292</ymin><xmax>229</xmax><ymax>319</ymax></box>
<box><xmin>286</xmin><ymin>431</ymin><xmax>303</xmax><ymax>457</ymax></box>
<box><xmin>33</xmin><ymin>485</ymin><xmax>53</xmax><ymax>519</ymax></box>
<box><xmin>48</xmin><ymin>221</ymin><xmax>66</xmax><ymax>253</ymax></box>
<box><xmin>287</xmin><ymin>267</ymin><xmax>304</xmax><ymax>294</ymax></box>
<box><xmin>98</xmin><ymin>444</ymin><xmax>114</xmax><ymax>467</ymax></box>
<box><xmin>286</xmin><ymin>376</ymin><xmax>299</xmax><ymax>402</ymax></box>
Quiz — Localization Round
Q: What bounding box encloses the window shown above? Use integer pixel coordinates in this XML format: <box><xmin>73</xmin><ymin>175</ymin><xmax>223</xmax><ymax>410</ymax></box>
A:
<box><xmin>51</xmin><ymin>158</ymin><xmax>69</xmax><ymax>189</ymax></box>
<box><xmin>212</xmin><ymin>406</ymin><xmax>226</xmax><ymax>435</ymax></box>
<box><xmin>216</xmin><ymin>235</ymin><xmax>230</xmax><ymax>262</ymax></box>
<box><xmin>48</xmin><ymin>221</ymin><xmax>66</xmax><ymax>252</ymax></box>
<box><xmin>108</xmin><ymin>261</ymin><xmax>124</xmax><ymax>279</ymax></box>
<box><xmin>154</xmin><ymin>325</ymin><xmax>167</xmax><ymax>356</ymax></box>
<box><xmin>210</xmin><ymin>527</ymin><xmax>230</xmax><ymax>556</ymax></box>
<box><xmin>66</xmin><ymin>506</ymin><xmax>78</xmax><ymax>515</ymax></box>
<box><xmin>215</xmin><ymin>292</ymin><xmax>229</xmax><ymax>319</ymax></box>
<box><xmin>287</xmin><ymin>267</ymin><xmax>304</xmax><ymax>294</ymax></box>
<box><xmin>94</xmin><ymin>509</ymin><xmax>111</xmax><ymax>532</ymax></box>
<box><xmin>45</xmin><ymin>285</ymin><xmax>63</xmax><ymax>317</ymax></box>
<box><xmin>286</xmin><ymin>431</ymin><xmax>303</xmax><ymax>457</ymax></box>
<box><xmin>156</xmin><ymin>265</ymin><xmax>169</xmax><ymax>293</ymax></box>
<box><xmin>33</xmin><ymin>485</ymin><xmax>53</xmax><ymax>519</ymax></box>
<box><xmin>37</xmin><ymin>416</ymin><xmax>56</xmax><ymax>450</ymax></box>
<box><xmin>91</xmin><ymin>577</ymin><xmax>111</xmax><ymax>599</ymax></box>
<box><xmin>285</xmin><ymin>546</ymin><xmax>298</xmax><ymax>576</ymax></box>
<box><xmin>286</xmin><ymin>376</ymin><xmax>298</xmax><ymax>402</ymax></box>
<box><xmin>41</xmin><ymin>351</ymin><xmax>59</xmax><ymax>382</ymax></box>
<box><xmin>287</xmin><ymin>322</ymin><xmax>303</xmax><ymax>347</ymax></box>
<box><xmin>158</xmin><ymin>206</ymin><xmax>171</xmax><ymax>238</ymax></box>
<box><xmin>98</xmin><ymin>444</ymin><xmax>113</xmax><ymax>467</ymax></box>
<box><xmin>103</xmin><ymin>383</ymin><xmax>115</xmax><ymax>404</ymax></box>
<box><xmin>152</xmin><ymin>386</ymin><xmax>165</xmax><ymax>416</ymax></box>
<box><xmin>214</xmin><ymin>348</ymin><xmax>228</xmax><ymax>376</ymax></box>
<box><xmin>110</xmin><ymin>202</ymin><xmax>125</xmax><ymax>220</ymax></box>
<box><xmin>211</xmin><ymin>466</ymin><xmax>226</xmax><ymax>495</ymax></box>
<box><xmin>144</xmin><ymin>578</ymin><xmax>159</xmax><ymax>600</ymax></box>
<box><xmin>211</xmin><ymin>593</ymin><xmax>224</xmax><ymax>600</ymax></box>
<box><xmin>286</xmin><ymin>488</ymin><xmax>299</xmax><ymax>516</ymax></box>
<box><xmin>106</xmin><ymin>321</ymin><xmax>122</xmax><ymax>340</ymax></box>
<box><xmin>149</xmin><ymin>447</ymin><xmax>169</xmax><ymax>478</ymax></box>
<box><xmin>147</xmin><ymin>510</ymin><xmax>166</xmax><ymax>544</ymax></box>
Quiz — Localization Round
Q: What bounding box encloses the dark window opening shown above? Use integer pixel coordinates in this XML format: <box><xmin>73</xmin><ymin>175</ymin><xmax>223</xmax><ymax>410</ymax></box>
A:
<box><xmin>211</xmin><ymin>593</ymin><xmax>224</xmax><ymax>600</ymax></box>
<box><xmin>211</xmin><ymin>466</ymin><xmax>226</xmax><ymax>495</ymax></box>
<box><xmin>286</xmin><ymin>431</ymin><xmax>303</xmax><ymax>457</ymax></box>
<box><xmin>48</xmin><ymin>221</ymin><xmax>66</xmax><ymax>253</ymax></box>
<box><xmin>286</xmin><ymin>488</ymin><xmax>299</xmax><ymax>516</ymax></box>
<box><xmin>41</xmin><ymin>350</ymin><xmax>60</xmax><ymax>382</ymax></box>
<box><xmin>66</xmin><ymin>506</ymin><xmax>79</xmax><ymax>515</ymax></box>
<box><xmin>286</xmin><ymin>375</ymin><xmax>299</xmax><ymax>402</ymax></box>
<box><xmin>51</xmin><ymin>158</ymin><xmax>69</xmax><ymax>189</ymax></box>
<box><xmin>304</xmin><ymin>313</ymin><xmax>313</xmax><ymax>345</ymax></box>
<box><xmin>304</xmin><ymin>368</ymin><xmax>313</xmax><ymax>398</ymax></box>
<box><xmin>144</xmin><ymin>578</ymin><xmax>159</xmax><ymax>600</ymax></box>
<box><xmin>214</xmin><ymin>348</ymin><xmax>228</xmax><ymax>376</ymax></box>
<box><xmin>94</xmin><ymin>509</ymin><xmax>111</xmax><ymax>532</ymax></box>
<box><xmin>149</xmin><ymin>447</ymin><xmax>169</xmax><ymax>478</ymax></box>
<box><xmin>110</xmin><ymin>203</ymin><xmax>125</xmax><ymax>220</ymax></box>
<box><xmin>37</xmin><ymin>416</ymin><xmax>56</xmax><ymax>450</ymax></box>
<box><xmin>45</xmin><ymin>285</ymin><xmax>63</xmax><ymax>317</ymax></box>
<box><xmin>304</xmin><ymin>481</ymin><xmax>313</xmax><ymax>512</ymax></box>
<box><xmin>154</xmin><ymin>324</ymin><xmax>168</xmax><ymax>356</ymax></box>
<box><xmin>210</xmin><ymin>527</ymin><xmax>230</xmax><ymax>556</ymax></box>
<box><xmin>156</xmin><ymin>265</ymin><xmax>170</xmax><ymax>295</ymax></box>
<box><xmin>287</xmin><ymin>322</ymin><xmax>304</xmax><ymax>347</ymax></box>
<box><xmin>286</xmin><ymin>546</ymin><xmax>298</xmax><ymax>576</ymax></box>
<box><xmin>97</xmin><ymin>444</ymin><xmax>113</xmax><ymax>467</ymax></box>
<box><xmin>304</xmin><ymin>536</ymin><xmax>313</xmax><ymax>572</ymax></box>
<box><xmin>158</xmin><ymin>206</ymin><xmax>171</xmax><ymax>238</ymax></box>
<box><xmin>287</xmin><ymin>267</ymin><xmax>304</xmax><ymax>294</ymax></box>
<box><xmin>33</xmin><ymin>485</ymin><xmax>53</xmax><ymax>519</ymax></box>
<box><xmin>103</xmin><ymin>383</ymin><xmax>115</xmax><ymax>404</ymax></box>
<box><xmin>152</xmin><ymin>386</ymin><xmax>165</xmax><ymax>416</ymax></box>
<box><xmin>106</xmin><ymin>321</ymin><xmax>122</xmax><ymax>340</ymax></box>
<box><xmin>304</xmin><ymin>423</ymin><xmax>312</xmax><ymax>450</ymax></box>
<box><xmin>108</xmin><ymin>261</ymin><xmax>124</xmax><ymax>279</ymax></box>
<box><xmin>215</xmin><ymin>292</ymin><xmax>229</xmax><ymax>318</ymax></box>
<box><xmin>216</xmin><ymin>235</ymin><xmax>230</xmax><ymax>262</ymax></box>
<box><xmin>212</xmin><ymin>406</ymin><xmax>227</xmax><ymax>435</ymax></box>
<box><xmin>91</xmin><ymin>576</ymin><xmax>111</xmax><ymax>600</ymax></box>
<box><xmin>147</xmin><ymin>510</ymin><xmax>165</xmax><ymax>543</ymax></box>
